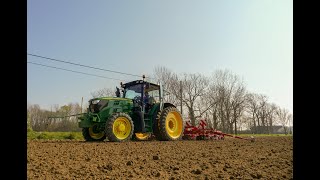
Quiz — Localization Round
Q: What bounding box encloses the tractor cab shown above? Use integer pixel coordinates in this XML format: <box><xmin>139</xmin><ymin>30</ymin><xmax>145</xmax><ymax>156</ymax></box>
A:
<box><xmin>119</xmin><ymin>78</ymin><xmax>162</xmax><ymax>133</ymax></box>
<box><xmin>120</xmin><ymin>79</ymin><xmax>160</xmax><ymax>113</ymax></box>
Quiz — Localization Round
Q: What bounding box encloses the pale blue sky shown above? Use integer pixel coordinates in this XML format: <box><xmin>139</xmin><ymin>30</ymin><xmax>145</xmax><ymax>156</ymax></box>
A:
<box><xmin>27</xmin><ymin>0</ymin><xmax>293</xmax><ymax>113</ymax></box>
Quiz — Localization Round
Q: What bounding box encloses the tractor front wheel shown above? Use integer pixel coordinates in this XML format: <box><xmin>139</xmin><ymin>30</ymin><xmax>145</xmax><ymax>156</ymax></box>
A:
<box><xmin>82</xmin><ymin>124</ymin><xmax>106</xmax><ymax>142</ymax></box>
<box><xmin>105</xmin><ymin>113</ymin><xmax>134</xmax><ymax>142</ymax></box>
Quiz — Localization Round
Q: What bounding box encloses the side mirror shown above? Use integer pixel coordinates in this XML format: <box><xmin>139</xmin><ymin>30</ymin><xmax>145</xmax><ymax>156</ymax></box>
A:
<box><xmin>115</xmin><ymin>87</ymin><xmax>120</xmax><ymax>97</ymax></box>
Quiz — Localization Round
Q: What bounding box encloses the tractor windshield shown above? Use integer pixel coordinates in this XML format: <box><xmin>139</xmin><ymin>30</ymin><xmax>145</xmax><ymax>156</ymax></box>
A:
<box><xmin>122</xmin><ymin>81</ymin><xmax>160</xmax><ymax>102</ymax></box>
<box><xmin>124</xmin><ymin>84</ymin><xmax>142</xmax><ymax>99</ymax></box>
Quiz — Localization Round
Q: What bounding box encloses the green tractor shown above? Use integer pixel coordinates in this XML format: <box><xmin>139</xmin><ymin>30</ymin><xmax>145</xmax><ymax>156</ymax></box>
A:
<box><xmin>78</xmin><ymin>77</ymin><xmax>184</xmax><ymax>142</ymax></box>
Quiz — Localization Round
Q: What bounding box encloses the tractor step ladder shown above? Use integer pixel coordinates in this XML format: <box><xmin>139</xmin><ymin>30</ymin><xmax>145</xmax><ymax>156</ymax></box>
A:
<box><xmin>143</xmin><ymin>117</ymin><xmax>152</xmax><ymax>131</ymax></box>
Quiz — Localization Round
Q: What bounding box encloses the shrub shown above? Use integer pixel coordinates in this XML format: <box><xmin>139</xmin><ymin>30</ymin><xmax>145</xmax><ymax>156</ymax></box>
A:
<box><xmin>37</xmin><ymin>132</ymin><xmax>50</xmax><ymax>139</ymax></box>
<box><xmin>65</xmin><ymin>132</ymin><xmax>77</xmax><ymax>140</ymax></box>
<box><xmin>27</xmin><ymin>127</ymin><xmax>33</xmax><ymax>132</ymax></box>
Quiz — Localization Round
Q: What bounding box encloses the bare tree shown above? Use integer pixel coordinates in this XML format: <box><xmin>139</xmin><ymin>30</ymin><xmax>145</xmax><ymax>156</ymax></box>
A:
<box><xmin>53</xmin><ymin>103</ymin><xmax>82</xmax><ymax>132</ymax></box>
<box><xmin>28</xmin><ymin>103</ymin><xmax>83</xmax><ymax>132</ymax></box>
<box><xmin>239</xmin><ymin>113</ymin><xmax>253</xmax><ymax>133</ymax></box>
<box><xmin>208</xmin><ymin>69</ymin><xmax>246</xmax><ymax>133</ymax></box>
<box><xmin>154</xmin><ymin>66</ymin><xmax>210</xmax><ymax>125</ymax></box>
<box><xmin>91</xmin><ymin>87</ymin><xmax>117</xmax><ymax>98</ymax></box>
<box><xmin>276</xmin><ymin>107</ymin><xmax>291</xmax><ymax>134</ymax></box>
<box><xmin>153</xmin><ymin>66</ymin><xmax>180</xmax><ymax>105</ymax></box>
<box><xmin>28</xmin><ymin>104</ymin><xmax>44</xmax><ymax>131</ymax></box>
<box><xmin>230</xmin><ymin>85</ymin><xmax>247</xmax><ymax>134</ymax></box>
<box><xmin>287</xmin><ymin>114</ymin><xmax>293</xmax><ymax>134</ymax></box>
<box><xmin>256</xmin><ymin>94</ymin><xmax>268</xmax><ymax>133</ymax></box>
<box><xmin>246</xmin><ymin>93</ymin><xmax>261</xmax><ymax>133</ymax></box>
<box><xmin>205</xmin><ymin>80</ymin><xmax>221</xmax><ymax>130</ymax></box>
<box><xmin>179</xmin><ymin>73</ymin><xmax>209</xmax><ymax>126</ymax></box>
<box><xmin>194</xmin><ymin>92</ymin><xmax>218</xmax><ymax>127</ymax></box>
<box><xmin>151</xmin><ymin>65</ymin><xmax>291</xmax><ymax>135</ymax></box>
<box><xmin>265</xmin><ymin>103</ymin><xmax>278</xmax><ymax>134</ymax></box>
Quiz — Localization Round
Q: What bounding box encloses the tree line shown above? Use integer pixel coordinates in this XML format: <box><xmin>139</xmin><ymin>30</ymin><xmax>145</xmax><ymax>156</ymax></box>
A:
<box><xmin>27</xmin><ymin>103</ymin><xmax>83</xmax><ymax>132</ymax></box>
<box><xmin>152</xmin><ymin>66</ymin><xmax>292</xmax><ymax>134</ymax></box>
<box><xmin>28</xmin><ymin>66</ymin><xmax>292</xmax><ymax>134</ymax></box>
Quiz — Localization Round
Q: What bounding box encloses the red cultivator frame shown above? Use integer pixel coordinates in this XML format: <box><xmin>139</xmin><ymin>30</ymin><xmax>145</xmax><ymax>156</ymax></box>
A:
<box><xmin>182</xmin><ymin>119</ymin><xmax>255</xmax><ymax>142</ymax></box>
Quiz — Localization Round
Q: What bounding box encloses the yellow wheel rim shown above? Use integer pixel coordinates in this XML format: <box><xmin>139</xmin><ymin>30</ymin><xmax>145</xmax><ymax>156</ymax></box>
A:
<box><xmin>165</xmin><ymin>111</ymin><xmax>183</xmax><ymax>139</ymax></box>
<box><xmin>88</xmin><ymin>125</ymin><xmax>105</xmax><ymax>140</ymax></box>
<box><xmin>113</xmin><ymin>117</ymin><xmax>132</xmax><ymax>140</ymax></box>
<box><xmin>135</xmin><ymin>133</ymin><xmax>150</xmax><ymax>140</ymax></box>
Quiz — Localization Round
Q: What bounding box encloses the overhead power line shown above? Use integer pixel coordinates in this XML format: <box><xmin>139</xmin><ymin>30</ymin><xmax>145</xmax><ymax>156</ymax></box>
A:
<box><xmin>27</xmin><ymin>53</ymin><xmax>143</xmax><ymax>78</ymax></box>
<box><xmin>27</xmin><ymin>61</ymin><xmax>127</xmax><ymax>81</ymax></box>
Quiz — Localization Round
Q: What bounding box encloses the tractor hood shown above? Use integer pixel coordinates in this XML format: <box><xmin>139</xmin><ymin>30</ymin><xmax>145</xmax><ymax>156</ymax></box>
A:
<box><xmin>88</xmin><ymin>97</ymin><xmax>133</xmax><ymax>113</ymax></box>
<box><xmin>89</xmin><ymin>97</ymin><xmax>132</xmax><ymax>102</ymax></box>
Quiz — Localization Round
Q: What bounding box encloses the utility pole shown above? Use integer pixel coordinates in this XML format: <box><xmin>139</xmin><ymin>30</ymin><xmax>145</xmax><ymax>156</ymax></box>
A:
<box><xmin>81</xmin><ymin>97</ymin><xmax>83</xmax><ymax>113</ymax></box>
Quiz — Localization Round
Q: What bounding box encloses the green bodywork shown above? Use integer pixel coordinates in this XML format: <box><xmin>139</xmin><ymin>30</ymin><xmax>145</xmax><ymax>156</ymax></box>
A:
<box><xmin>78</xmin><ymin>97</ymin><xmax>160</xmax><ymax>133</ymax></box>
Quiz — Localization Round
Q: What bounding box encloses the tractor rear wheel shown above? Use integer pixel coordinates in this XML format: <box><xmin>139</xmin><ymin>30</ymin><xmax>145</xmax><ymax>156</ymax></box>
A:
<box><xmin>105</xmin><ymin>113</ymin><xmax>134</xmax><ymax>142</ymax></box>
<box><xmin>82</xmin><ymin>124</ymin><xmax>106</xmax><ymax>141</ymax></box>
<box><xmin>156</xmin><ymin>107</ymin><xmax>184</xmax><ymax>141</ymax></box>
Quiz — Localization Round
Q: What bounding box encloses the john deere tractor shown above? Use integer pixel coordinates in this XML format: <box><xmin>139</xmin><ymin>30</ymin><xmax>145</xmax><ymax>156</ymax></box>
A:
<box><xmin>78</xmin><ymin>77</ymin><xmax>184</xmax><ymax>142</ymax></box>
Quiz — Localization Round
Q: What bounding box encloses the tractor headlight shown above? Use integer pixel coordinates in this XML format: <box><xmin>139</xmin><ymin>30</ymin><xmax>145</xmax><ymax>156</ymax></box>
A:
<box><xmin>91</xmin><ymin>100</ymin><xmax>100</xmax><ymax>104</ymax></box>
<box><xmin>89</xmin><ymin>99</ymin><xmax>108</xmax><ymax>113</ymax></box>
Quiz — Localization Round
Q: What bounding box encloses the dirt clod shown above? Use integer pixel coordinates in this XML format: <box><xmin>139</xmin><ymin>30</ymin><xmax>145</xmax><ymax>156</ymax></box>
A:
<box><xmin>153</xmin><ymin>155</ymin><xmax>160</xmax><ymax>160</ymax></box>
<box><xmin>192</xmin><ymin>169</ymin><xmax>202</xmax><ymax>174</ymax></box>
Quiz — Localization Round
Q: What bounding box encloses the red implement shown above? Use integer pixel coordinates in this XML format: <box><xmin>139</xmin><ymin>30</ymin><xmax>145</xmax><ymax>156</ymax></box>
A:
<box><xmin>183</xmin><ymin>119</ymin><xmax>255</xmax><ymax>142</ymax></box>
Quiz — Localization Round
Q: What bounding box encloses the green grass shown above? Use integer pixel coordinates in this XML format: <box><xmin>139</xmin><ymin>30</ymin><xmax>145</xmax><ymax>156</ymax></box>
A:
<box><xmin>27</xmin><ymin>131</ymin><xmax>292</xmax><ymax>140</ymax></box>
<box><xmin>235</xmin><ymin>134</ymin><xmax>293</xmax><ymax>137</ymax></box>
<box><xmin>27</xmin><ymin>131</ymin><xmax>84</xmax><ymax>140</ymax></box>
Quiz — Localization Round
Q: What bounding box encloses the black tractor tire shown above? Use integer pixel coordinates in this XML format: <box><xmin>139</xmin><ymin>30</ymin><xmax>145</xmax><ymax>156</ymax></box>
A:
<box><xmin>152</xmin><ymin>110</ymin><xmax>163</xmax><ymax>140</ymax></box>
<box><xmin>156</xmin><ymin>107</ymin><xmax>184</xmax><ymax>141</ymax></box>
<box><xmin>82</xmin><ymin>126</ymin><xmax>106</xmax><ymax>142</ymax></box>
<box><xmin>105</xmin><ymin>113</ymin><xmax>134</xmax><ymax>142</ymax></box>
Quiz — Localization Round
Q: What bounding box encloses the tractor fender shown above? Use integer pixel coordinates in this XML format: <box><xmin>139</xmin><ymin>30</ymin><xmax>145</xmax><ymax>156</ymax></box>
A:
<box><xmin>163</xmin><ymin>103</ymin><xmax>176</xmax><ymax>109</ymax></box>
<box><xmin>149</xmin><ymin>103</ymin><xmax>176</xmax><ymax>117</ymax></box>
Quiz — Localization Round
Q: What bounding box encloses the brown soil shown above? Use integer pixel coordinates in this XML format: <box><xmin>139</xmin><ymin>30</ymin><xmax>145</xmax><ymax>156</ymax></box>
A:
<box><xmin>27</xmin><ymin>136</ymin><xmax>293</xmax><ymax>180</ymax></box>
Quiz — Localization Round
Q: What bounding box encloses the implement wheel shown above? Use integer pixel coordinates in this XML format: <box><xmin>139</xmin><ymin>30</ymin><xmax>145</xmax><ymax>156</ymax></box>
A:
<box><xmin>156</xmin><ymin>107</ymin><xmax>184</xmax><ymax>141</ymax></box>
<box><xmin>105</xmin><ymin>113</ymin><xmax>134</xmax><ymax>142</ymax></box>
<box><xmin>82</xmin><ymin>124</ymin><xmax>106</xmax><ymax>141</ymax></box>
<box><xmin>132</xmin><ymin>133</ymin><xmax>151</xmax><ymax>141</ymax></box>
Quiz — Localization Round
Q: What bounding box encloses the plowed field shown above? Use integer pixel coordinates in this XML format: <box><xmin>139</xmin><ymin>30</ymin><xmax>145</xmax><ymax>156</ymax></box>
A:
<box><xmin>27</xmin><ymin>136</ymin><xmax>293</xmax><ymax>179</ymax></box>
